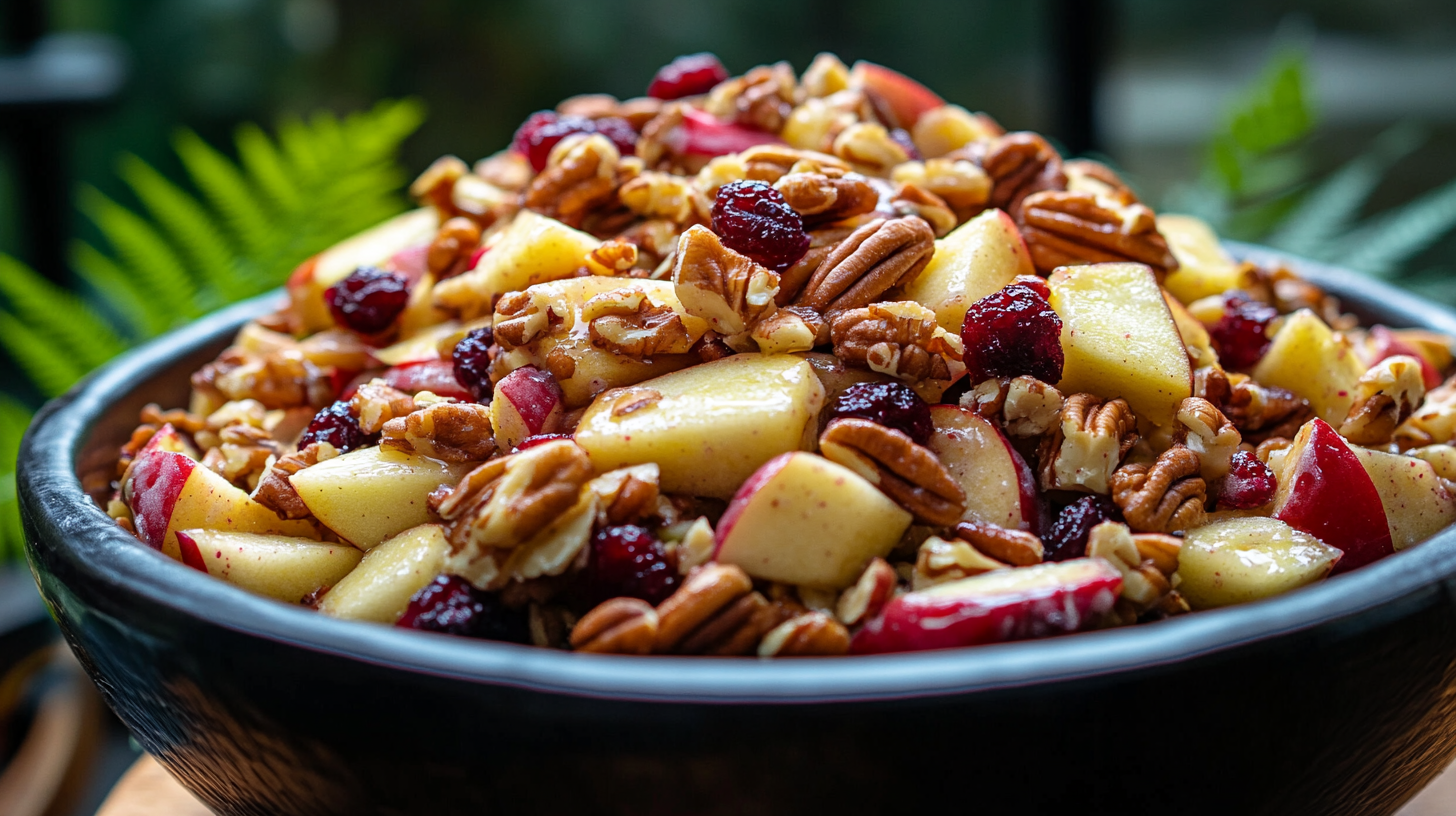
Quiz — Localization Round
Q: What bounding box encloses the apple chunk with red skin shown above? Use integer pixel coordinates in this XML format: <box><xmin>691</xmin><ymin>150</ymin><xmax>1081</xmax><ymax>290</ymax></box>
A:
<box><xmin>851</xmin><ymin>558</ymin><xmax>1122</xmax><ymax>655</ymax></box>
<box><xmin>175</xmin><ymin>529</ymin><xmax>362</xmax><ymax>603</ymax></box>
<box><xmin>850</xmin><ymin>61</ymin><xmax>945</xmax><ymax>130</ymax></box>
<box><xmin>714</xmin><ymin>452</ymin><xmax>912</xmax><ymax>590</ymax></box>
<box><xmin>491</xmin><ymin>366</ymin><xmax>565</xmax><ymax>451</ymax></box>
<box><xmin>927</xmin><ymin>405</ymin><xmax>1040</xmax><ymax>533</ymax></box>
<box><xmin>1271</xmin><ymin>418</ymin><xmax>1392</xmax><ymax>573</ymax></box>
<box><xmin>124</xmin><ymin>449</ymin><xmax>319</xmax><ymax>560</ymax></box>
<box><xmin>286</xmin><ymin>207</ymin><xmax>439</xmax><ymax>333</ymax></box>
<box><xmin>1350</xmin><ymin>446</ymin><xmax>1456</xmax><ymax>550</ymax></box>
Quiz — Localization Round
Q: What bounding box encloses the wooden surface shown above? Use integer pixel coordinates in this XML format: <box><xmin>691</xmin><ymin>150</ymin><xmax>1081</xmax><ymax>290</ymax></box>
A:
<box><xmin>95</xmin><ymin>753</ymin><xmax>1456</xmax><ymax>816</ymax></box>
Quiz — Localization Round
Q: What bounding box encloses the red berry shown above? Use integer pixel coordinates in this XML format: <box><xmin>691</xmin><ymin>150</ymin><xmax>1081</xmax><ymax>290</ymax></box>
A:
<box><xmin>961</xmin><ymin>282</ymin><xmax>1064</xmax><ymax>383</ymax></box>
<box><xmin>828</xmin><ymin>381</ymin><xmax>933</xmax><ymax>445</ymax></box>
<box><xmin>591</xmin><ymin>116</ymin><xmax>640</xmax><ymax>156</ymax></box>
<box><xmin>511</xmin><ymin>112</ymin><xmax>637</xmax><ymax>172</ymax></box>
<box><xmin>397</xmin><ymin>575</ymin><xmax>529</xmax><ymax>642</ymax></box>
<box><xmin>587</xmin><ymin>525</ymin><xmax>678</xmax><ymax>605</ymax></box>
<box><xmin>298</xmin><ymin>401</ymin><xmax>372</xmax><ymax>453</ymax></box>
<box><xmin>1044</xmin><ymin>495</ymin><xmax>1121</xmax><ymax>561</ymax></box>
<box><xmin>1209</xmin><ymin>292</ymin><xmax>1277</xmax><ymax>370</ymax></box>
<box><xmin>325</xmin><ymin>266</ymin><xmax>410</xmax><ymax>335</ymax></box>
<box><xmin>1220</xmin><ymin>450</ymin><xmax>1277</xmax><ymax>509</ymax></box>
<box><xmin>1012</xmin><ymin>274</ymin><xmax>1051</xmax><ymax>300</ymax></box>
<box><xmin>647</xmin><ymin>53</ymin><xmax>729</xmax><ymax>100</ymax></box>
<box><xmin>451</xmin><ymin>326</ymin><xmax>495</xmax><ymax>402</ymax></box>
<box><xmin>710</xmin><ymin>179</ymin><xmax>810</xmax><ymax>272</ymax></box>
<box><xmin>512</xmin><ymin>111</ymin><xmax>559</xmax><ymax>158</ymax></box>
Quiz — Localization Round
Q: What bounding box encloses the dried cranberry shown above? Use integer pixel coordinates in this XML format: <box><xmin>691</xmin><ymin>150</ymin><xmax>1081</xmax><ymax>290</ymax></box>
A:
<box><xmin>586</xmin><ymin>525</ymin><xmax>678</xmax><ymax>605</ymax></box>
<box><xmin>397</xmin><ymin>575</ymin><xmax>530</xmax><ymax>643</ymax></box>
<box><xmin>325</xmin><ymin>266</ymin><xmax>410</xmax><ymax>335</ymax></box>
<box><xmin>961</xmin><ymin>282</ymin><xmax>1064</xmax><ymax>384</ymax></box>
<box><xmin>710</xmin><ymin>179</ymin><xmax>810</xmax><ymax>272</ymax></box>
<box><xmin>512</xmin><ymin>111</ymin><xmax>558</xmax><ymax>157</ymax></box>
<box><xmin>298</xmin><ymin>401</ymin><xmax>371</xmax><ymax>453</ymax></box>
<box><xmin>1220</xmin><ymin>450</ymin><xmax>1277</xmax><ymax>509</ymax></box>
<box><xmin>1012</xmin><ymin>274</ymin><xmax>1051</xmax><ymax>300</ymax></box>
<box><xmin>451</xmin><ymin>326</ymin><xmax>495</xmax><ymax>402</ymax></box>
<box><xmin>648</xmin><ymin>53</ymin><xmax>730</xmax><ymax>100</ymax></box>
<box><xmin>828</xmin><ymin>381</ymin><xmax>933</xmax><ymax>445</ymax></box>
<box><xmin>889</xmin><ymin>128</ymin><xmax>921</xmax><ymax>160</ymax></box>
<box><xmin>1210</xmin><ymin>292</ymin><xmax>1277</xmax><ymax>370</ymax></box>
<box><xmin>511</xmin><ymin>112</ymin><xmax>637</xmax><ymax>172</ymax></box>
<box><xmin>1044</xmin><ymin>495</ymin><xmax>1120</xmax><ymax>561</ymax></box>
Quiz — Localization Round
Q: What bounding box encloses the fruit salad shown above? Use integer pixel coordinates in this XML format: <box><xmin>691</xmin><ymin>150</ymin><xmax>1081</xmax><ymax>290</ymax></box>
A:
<box><xmin>104</xmin><ymin>53</ymin><xmax>1456</xmax><ymax>657</ymax></box>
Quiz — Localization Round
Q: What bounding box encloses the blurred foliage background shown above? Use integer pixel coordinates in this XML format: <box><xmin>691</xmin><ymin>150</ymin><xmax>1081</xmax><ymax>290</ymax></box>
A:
<box><xmin>2</xmin><ymin>0</ymin><xmax>1456</xmax><ymax>560</ymax></box>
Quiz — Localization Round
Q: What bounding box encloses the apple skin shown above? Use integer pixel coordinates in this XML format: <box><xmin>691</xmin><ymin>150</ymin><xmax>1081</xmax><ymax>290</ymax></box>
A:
<box><xmin>851</xmin><ymin>558</ymin><xmax>1122</xmax><ymax>655</ymax></box>
<box><xmin>927</xmin><ymin>405</ymin><xmax>1040</xmax><ymax>534</ymax></box>
<box><xmin>901</xmin><ymin>209</ymin><xmax>1034</xmax><ymax>333</ymax></box>
<box><xmin>1370</xmin><ymin>325</ymin><xmax>1442</xmax><ymax>390</ymax></box>
<box><xmin>713</xmin><ymin>452</ymin><xmax>912</xmax><ymax>590</ymax></box>
<box><xmin>138</xmin><ymin>422</ymin><xmax>198</xmax><ymax>460</ymax></box>
<box><xmin>679</xmin><ymin>107</ymin><xmax>787</xmax><ymax>156</ymax></box>
<box><xmin>1271</xmin><ymin>418</ymin><xmax>1393</xmax><ymax>573</ymax></box>
<box><xmin>850</xmin><ymin>61</ymin><xmax>945</xmax><ymax>130</ymax></box>
<box><xmin>491</xmin><ymin>366</ymin><xmax>566</xmax><ymax>451</ymax></box>
<box><xmin>1350</xmin><ymin>446</ymin><xmax>1456</xmax><ymax>550</ymax></box>
<box><xmin>380</xmin><ymin>360</ymin><xmax>474</xmax><ymax>401</ymax></box>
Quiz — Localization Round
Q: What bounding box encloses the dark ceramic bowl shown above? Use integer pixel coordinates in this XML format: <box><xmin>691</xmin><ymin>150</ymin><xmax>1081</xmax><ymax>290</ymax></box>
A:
<box><xmin>18</xmin><ymin>247</ymin><xmax>1456</xmax><ymax>816</ymax></box>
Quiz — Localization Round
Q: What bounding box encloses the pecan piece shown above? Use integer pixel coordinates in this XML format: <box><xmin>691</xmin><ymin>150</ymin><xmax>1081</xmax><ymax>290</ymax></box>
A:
<box><xmin>381</xmin><ymin>402</ymin><xmax>496</xmax><ymax>462</ymax></box>
<box><xmin>570</xmin><ymin>597</ymin><xmax>658</xmax><ymax>655</ymax></box>
<box><xmin>1063</xmin><ymin>159</ymin><xmax>1140</xmax><ymax>205</ymax></box>
<box><xmin>963</xmin><ymin>376</ymin><xmax>1064</xmax><ymax>438</ymax></box>
<box><xmin>586</xmin><ymin>464</ymin><xmax>661</xmax><ymax>527</ymax></box>
<box><xmin>794</xmin><ymin>217</ymin><xmax>935</xmax><ymax>313</ymax></box>
<box><xmin>582</xmin><ymin>287</ymin><xmax>697</xmax><ymax>356</ymax></box>
<box><xmin>1174</xmin><ymin>397</ymin><xmax>1241</xmax><ymax>479</ymax></box>
<box><xmin>1218</xmin><ymin>371</ymin><xmax>1313</xmax><ymax>441</ymax></box>
<box><xmin>1037</xmin><ymin>394</ymin><xmax>1139</xmax><ymax>494</ymax></box>
<box><xmin>427</xmin><ymin>216</ymin><xmax>484</xmax><ymax>277</ymax></box>
<box><xmin>913</xmin><ymin>534</ymin><xmax>1008</xmax><ymax>590</ymax></box>
<box><xmin>890</xmin><ymin>183</ymin><xmax>957</xmax><ymax>237</ymax></box>
<box><xmin>774</xmin><ymin>171</ymin><xmax>879</xmax><ymax>225</ymax></box>
<box><xmin>1018</xmin><ymin>190</ymin><xmax>1178</xmax><ymax>277</ymax></box>
<box><xmin>836</xmin><ymin>557</ymin><xmax>897</xmax><ymax>626</ymax></box>
<box><xmin>833</xmin><ymin>122</ymin><xmax>911</xmax><ymax>177</ymax></box>
<box><xmin>830</xmin><ymin>301</ymin><xmax>963</xmax><ymax>383</ymax></box>
<box><xmin>704</xmin><ymin>62</ymin><xmax>798</xmax><ymax>134</ymax></box>
<box><xmin>1110</xmin><ymin>445</ymin><xmax>1207</xmax><ymax>533</ymax></box>
<box><xmin>750</xmin><ymin>305</ymin><xmax>829</xmax><ymax>355</ymax></box>
<box><xmin>618</xmin><ymin>170</ymin><xmax>711</xmax><ymax>225</ymax></box>
<box><xmin>671</xmin><ymin>225</ymin><xmax>780</xmax><ymax>337</ymax></box>
<box><xmin>654</xmin><ymin>564</ymin><xmax>780</xmax><ymax>655</ymax></box>
<box><xmin>349</xmin><ymin>380</ymin><xmax>417</xmax><ymax>434</ymax></box>
<box><xmin>1398</xmin><ymin>373</ymin><xmax>1456</xmax><ymax>449</ymax></box>
<box><xmin>740</xmin><ymin>144</ymin><xmax>850</xmax><ymax>184</ymax></box>
<box><xmin>819</xmin><ymin>417</ymin><xmax>967</xmax><ymax>526</ymax></box>
<box><xmin>757</xmin><ymin>612</ymin><xmax>851</xmax><ymax>657</ymax></box>
<box><xmin>410</xmin><ymin>155</ymin><xmax>469</xmax><ymax>217</ymax></box>
<box><xmin>1340</xmin><ymin>356</ymin><xmax>1426</xmax><ymax>446</ymax></box>
<box><xmin>977</xmin><ymin>132</ymin><xmax>1066</xmax><ymax>219</ymax></box>
<box><xmin>1086</xmin><ymin>520</ymin><xmax>1181</xmax><ymax>622</ymax></box>
<box><xmin>437</xmin><ymin>438</ymin><xmax>593</xmax><ymax>558</ymax></box>
<box><xmin>254</xmin><ymin>442</ymin><xmax>338</xmax><ymax>520</ymax></box>
<box><xmin>523</xmin><ymin>133</ymin><xmax>620</xmax><ymax>228</ymax></box>
<box><xmin>207</xmin><ymin>350</ymin><xmax>335</xmax><ymax>411</ymax></box>
<box><xmin>953</xmin><ymin>520</ymin><xmax>1044</xmax><ymax>566</ymax></box>
<box><xmin>890</xmin><ymin>158</ymin><xmax>991</xmax><ymax>218</ymax></box>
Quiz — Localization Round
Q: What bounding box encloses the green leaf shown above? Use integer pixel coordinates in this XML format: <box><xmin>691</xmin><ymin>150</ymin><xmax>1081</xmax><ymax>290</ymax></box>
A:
<box><xmin>0</xmin><ymin>255</ymin><xmax>126</xmax><ymax>368</ymax></box>
<box><xmin>79</xmin><ymin>186</ymin><xmax>202</xmax><ymax>320</ymax></box>
<box><xmin>118</xmin><ymin>154</ymin><xmax>245</xmax><ymax>303</ymax></box>
<box><xmin>173</xmin><ymin>129</ymin><xmax>272</xmax><ymax>257</ymax></box>
<box><xmin>0</xmin><ymin>312</ymin><xmax>90</xmax><ymax>396</ymax></box>
<box><xmin>1334</xmin><ymin>177</ymin><xmax>1456</xmax><ymax>276</ymax></box>
<box><xmin>0</xmin><ymin>395</ymin><xmax>26</xmax><ymax>561</ymax></box>
<box><xmin>236</xmin><ymin>122</ymin><xmax>302</xmax><ymax>213</ymax></box>
<box><xmin>70</xmin><ymin>241</ymin><xmax>170</xmax><ymax>339</ymax></box>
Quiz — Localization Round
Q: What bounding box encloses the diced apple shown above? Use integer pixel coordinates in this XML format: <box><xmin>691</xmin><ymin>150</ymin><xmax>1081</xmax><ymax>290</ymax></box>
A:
<box><xmin>1164</xmin><ymin>289</ymin><xmax>1218</xmax><ymax>369</ymax></box>
<box><xmin>676</xmin><ymin>107</ymin><xmax>787</xmax><ymax>157</ymax></box>
<box><xmin>850</xmin><ymin>61</ymin><xmax>945</xmax><ymax>130</ymax></box>
<box><xmin>491</xmin><ymin>366</ymin><xmax>565</xmax><ymax>450</ymax></box>
<box><xmin>1271</xmin><ymin>418</ymin><xmax>1392</xmax><ymax>572</ymax></box>
<box><xmin>1174</xmin><ymin>517</ymin><xmax>1341</xmax><ymax>609</ymax></box>
<box><xmin>927</xmin><ymin>405</ymin><xmax>1040</xmax><ymax>533</ymax></box>
<box><xmin>795</xmin><ymin>352</ymin><xmax>893</xmax><ymax>405</ymax></box>
<box><xmin>1368</xmin><ymin>325</ymin><xmax>1442</xmax><ymax>390</ymax></box>
<box><xmin>395</xmin><ymin>272</ymin><xmax>451</xmax><ymax>340</ymax></box>
<box><xmin>714</xmin><ymin>452</ymin><xmax>911</xmax><ymax>589</ymax></box>
<box><xmin>175</xmin><ymin>529</ymin><xmax>362</xmax><ymax>603</ymax></box>
<box><xmin>901</xmin><ymin>209</ymin><xmax>1034</xmax><ymax>333</ymax></box>
<box><xmin>1350</xmin><ymin>447</ymin><xmax>1456</xmax><ymax>550</ymax></box>
<box><xmin>287</xmin><ymin>208</ymin><xmax>440</xmax><ymax>332</ymax></box>
<box><xmin>372</xmin><ymin>319</ymin><xmax>468</xmax><ymax>367</ymax></box>
<box><xmin>139</xmin><ymin>422</ymin><xmax>198</xmax><ymax>460</ymax></box>
<box><xmin>1048</xmin><ymin>262</ymin><xmax>1192</xmax><ymax>426</ymax></box>
<box><xmin>316</xmin><ymin>524</ymin><xmax>449</xmax><ymax>623</ymax></box>
<box><xmin>1252</xmin><ymin>309</ymin><xmax>1365</xmax><ymax>424</ymax></box>
<box><xmin>851</xmin><ymin>558</ymin><xmax>1122</xmax><ymax>654</ymax></box>
<box><xmin>575</xmin><ymin>354</ymin><xmax>825</xmax><ymax>499</ymax></box>
<box><xmin>1157</xmin><ymin>214</ymin><xmax>1257</xmax><ymax>305</ymax></box>
<box><xmin>433</xmin><ymin>211</ymin><xmax>601</xmax><ymax>319</ymax></box>
<box><xmin>124</xmin><ymin>449</ymin><xmax>319</xmax><ymax>560</ymax></box>
<box><xmin>289</xmin><ymin>446</ymin><xmax>472</xmax><ymax>549</ymax></box>
<box><xmin>379</xmin><ymin>360</ymin><xmax>473</xmax><ymax>401</ymax></box>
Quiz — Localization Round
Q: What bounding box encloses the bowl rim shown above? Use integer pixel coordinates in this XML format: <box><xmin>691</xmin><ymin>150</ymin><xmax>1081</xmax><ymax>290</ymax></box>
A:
<box><xmin>20</xmin><ymin>243</ymin><xmax>1456</xmax><ymax>705</ymax></box>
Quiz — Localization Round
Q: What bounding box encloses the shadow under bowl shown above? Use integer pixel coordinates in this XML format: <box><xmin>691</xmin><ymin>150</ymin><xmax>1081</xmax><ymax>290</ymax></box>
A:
<box><xmin>18</xmin><ymin>245</ymin><xmax>1456</xmax><ymax>816</ymax></box>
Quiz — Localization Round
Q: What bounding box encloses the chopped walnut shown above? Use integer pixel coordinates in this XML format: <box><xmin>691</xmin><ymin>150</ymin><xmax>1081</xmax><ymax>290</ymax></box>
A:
<box><xmin>794</xmin><ymin>216</ymin><xmax>935</xmax><ymax>313</ymax></box>
<box><xmin>1018</xmin><ymin>190</ymin><xmax>1178</xmax><ymax>278</ymax></box>
<box><xmin>1175</xmin><ymin>397</ymin><xmax>1241</xmax><ymax>479</ymax></box>
<box><xmin>1110</xmin><ymin>445</ymin><xmax>1207</xmax><ymax>533</ymax></box>
<box><xmin>1038</xmin><ymin>394</ymin><xmax>1138</xmax><ymax>494</ymax></box>
<box><xmin>523</xmin><ymin>133</ymin><xmax>620</xmax><ymax>228</ymax></box>
<box><xmin>890</xmin><ymin>183</ymin><xmax>957</xmax><ymax>237</ymax></box>
<box><xmin>449</xmin><ymin>173</ymin><xmax>517</xmax><ymax>232</ymax></box>
<box><xmin>739</xmin><ymin>144</ymin><xmax>850</xmax><ymax>184</ymax></box>
<box><xmin>1202</xmin><ymin>367</ymin><xmax>1314</xmax><ymax>441</ymax></box>
<box><xmin>890</xmin><ymin>158</ymin><xmax>992</xmax><ymax>218</ymax></box>
<box><xmin>204</xmin><ymin>349</ymin><xmax>335</xmax><ymax>411</ymax></box>
<box><xmin>976</xmin><ymin>132</ymin><xmax>1066</xmax><ymax>219</ymax></box>
<box><xmin>819</xmin><ymin>417</ymin><xmax>967</xmax><ymax>526</ymax></box>
<box><xmin>1341</xmin><ymin>356</ymin><xmax>1426</xmax><ymax>446</ymax></box>
<box><xmin>381</xmin><ymin>402</ymin><xmax>495</xmax><ymax>462</ymax></box>
<box><xmin>619</xmin><ymin>170</ymin><xmax>711</xmax><ymax>225</ymax></box>
<box><xmin>427</xmin><ymin>217</ymin><xmax>483</xmax><ymax>277</ymax></box>
<box><xmin>671</xmin><ymin>225</ymin><xmax>780</xmax><ymax>338</ymax></box>
<box><xmin>1398</xmin><ymin>373</ymin><xmax>1456</xmax><ymax>449</ymax></box>
<box><xmin>1086</xmin><ymin>520</ymin><xmax>1179</xmax><ymax>621</ymax></box>
<box><xmin>749</xmin><ymin>305</ymin><xmax>828</xmax><ymax>355</ymax></box>
<box><xmin>913</xmin><ymin>534</ymin><xmax>1007</xmax><ymax>591</ymax></box>
<box><xmin>349</xmin><ymin>381</ymin><xmax>417</xmax><ymax>434</ymax></box>
<box><xmin>410</xmin><ymin>155</ymin><xmax>469</xmax><ymax>217</ymax></box>
<box><xmin>781</xmin><ymin>96</ymin><xmax>860</xmax><ymax>154</ymax></box>
<box><xmin>584</xmin><ymin>237</ymin><xmax>640</xmax><ymax>276</ymax></box>
<box><xmin>582</xmin><ymin>287</ymin><xmax>697</xmax><ymax>356</ymax></box>
<box><xmin>253</xmin><ymin>442</ymin><xmax>338</xmax><ymax>520</ymax></box>
<box><xmin>703</xmin><ymin>62</ymin><xmax>798</xmax><ymax>134</ymax></box>
<box><xmin>773</xmin><ymin>171</ymin><xmax>879</xmax><ymax>224</ymax></box>
<box><xmin>833</xmin><ymin>122</ymin><xmax>911</xmax><ymax>177</ymax></box>
<box><xmin>830</xmin><ymin>301</ymin><xmax>964</xmax><ymax>383</ymax></box>
<box><xmin>474</xmin><ymin>150</ymin><xmax>533</xmax><ymax>192</ymax></box>
<box><xmin>910</xmin><ymin>104</ymin><xmax>1002</xmax><ymax>159</ymax></box>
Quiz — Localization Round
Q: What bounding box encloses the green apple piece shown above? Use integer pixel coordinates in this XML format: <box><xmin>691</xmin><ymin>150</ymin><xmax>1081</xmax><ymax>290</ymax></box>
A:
<box><xmin>1157</xmin><ymin>214</ymin><xmax>1256</xmax><ymax>305</ymax></box>
<box><xmin>1175</xmin><ymin>517</ymin><xmax>1341</xmax><ymax>609</ymax></box>
<box><xmin>900</xmin><ymin>208</ymin><xmax>1033</xmax><ymax>332</ymax></box>
<box><xmin>317</xmin><ymin>524</ymin><xmax>450</xmax><ymax>623</ymax></box>
<box><xmin>1350</xmin><ymin>447</ymin><xmax>1456</xmax><ymax>550</ymax></box>
<box><xmin>290</xmin><ymin>446</ymin><xmax>471</xmax><ymax>549</ymax></box>
<box><xmin>287</xmin><ymin>207</ymin><xmax>439</xmax><ymax>333</ymax></box>
<box><xmin>574</xmin><ymin>354</ymin><xmax>825</xmax><ymax>499</ymax></box>
<box><xmin>714</xmin><ymin>452</ymin><xmax>912</xmax><ymax>589</ymax></box>
<box><xmin>1252</xmin><ymin>309</ymin><xmax>1365</xmax><ymax>424</ymax></box>
<box><xmin>433</xmin><ymin>210</ymin><xmax>601</xmax><ymax>320</ymax></box>
<box><xmin>174</xmin><ymin>529</ymin><xmax>362</xmax><ymax>603</ymax></box>
<box><xmin>1049</xmin><ymin>262</ymin><xmax>1192</xmax><ymax>426</ymax></box>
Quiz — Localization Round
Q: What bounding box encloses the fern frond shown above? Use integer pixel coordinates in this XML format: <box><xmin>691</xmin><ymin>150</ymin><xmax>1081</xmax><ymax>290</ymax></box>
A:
<box><xmin>1333</xmin><ymin>178</ymin><xmax>1456</xmax><ymax>276</ymax></box>
<box><xmin>173</xmin><ymin>129</ymin><xmax>272</xmax><ymax>257</ymax></box>
<box><xmin>118</xmin><ymin>154</ymin><xmax>245</xmax><ymax>303</ymax></box>
<box><xmin>0</xmin><ymin>313</ymin><xmax>91</xmax><ymax>396</ymax></box>
<box><xmin>79</xmin><ymin>186</ymin><xmax>203</xmax><ymax>320</ymax></box>
<box><xmin>0</xmin><ymin>396</ymin><xmax>29</xmax><ymax>561</ymax></box>
<box><xmin>0</xmin><ymin>255</ymin><xmax>127</xmax><ymax>369</ymax></box>
<box><xmin>70</xmin><ymin>242</ymin><xmax>170</xmax><ymax>339</ymax></box>
<box><xmin>236</xmin><ymin>122</ymin><xmax>302</xmax><ymax>213</ymax></box>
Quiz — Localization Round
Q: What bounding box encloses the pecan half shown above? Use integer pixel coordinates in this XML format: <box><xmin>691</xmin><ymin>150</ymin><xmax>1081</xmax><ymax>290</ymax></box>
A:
<box><xmin>437</xmin><ymin>438</ymin><xmax>594</xmax><ymax>555</ymax></box>
<box><xmin>1110</xmin><ymin>445</ymin><xmax>1207</xmax><ymax>533</ymax></box>
<box><xmin>836</xmin><ymin>557</ymin><xmax>897</xmax><ymax>626</ymax></box>
<box><xmin>350</xmin><ymin>380</ymin><xmax>417</xmax><ymax>434</ymax></box>
<box><xmin>523</xmin><ymin>133</ymin><xmax>620</xmax><ymax>228</ymax></box>
<box><xmin>1398</xmin><ymin>373</ymin><xmax>1456</xmax><ymax>449</ymax></box>
<box><xmin>1174</xmin><ymin>397</ymin><xmax>1241</xmax><ymax>479</ymax></box>
<box><xmin>381</xmin><ymin>402</ymin><xmax>495</xmax><ymax>462</ymax></box>
<box><xmin>977</xmin><ymin>132</ymin><xmax>1065</xmax><ymax>219</ymax></box>
<box><xmin>671</xmin><ymin>225</ymin><xmax>780</xmax><ymax>337</ymax></box>
<box><xmin>794</xmin><ymin>217</ymin><xmax>935</xmax><ymax>313</ymax></box>
<box><xmin>1341</xmin><ymin>356</ymin><xmax>1426</xmax><ymax>446</ymax></box>
<box><xmin>757</xmin><ymin>612</ymin><xmax>851</xmax><ymax>657</ymax></box>
<box><xmin>1038</xmin><ymin>394</ymin><xmax>1138</xmax><ymax>494</ymax></box>
<box><xmin>953</xmin><ymin>520</ymin><xmax>1044</xmax><ymax>566</ymax></box>
<box><xmin>913</xmin><ymin>534</ymin><xmax>1007</xmax><ymax>590</ymax></box>
<box><xmin>582</xmin><ymin>287</ymin><xmax>696</xmax><ymax>356</ymax></box>
<box><xmin>254</xmin><ymin>442</ymin><xmax>338</xmax><ymax>520</ymax></box>
<box><xmin>819</xmin><ymin>417</ymin><xmax>967</xmax><ymax>526</ymax></box>
<box><xmin>570</xmin><ymin>597</ymin><xmax>658</xmax><ymax>655</ymax></box>
<box><xmin>654</xmin><ymin>564</ymin><xmax>784</xmax><ymax>655</ymax></box>
<box><xmin>427</xmin><ymin>216</ymin><xmax>484</xmax><ymax>277</ymax></box>
<box><xmin>774</xmin><ymin>171</ymin><xmax>879</xmax><ymax>224</ymax></box>
<box><xmin>830</xmin><ymin>301</ymin><xmax>963</xmax><ymax>383</ymax></box>
<box><xmin>1018</xmin><ymin>190</ymin><xmax>1178</xmax><ymax>277</ymax></box>
<box><xmin>777</xmin><ymin>225</ymin><xmax>854</xmax><ymax>305</ymax></box>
